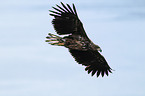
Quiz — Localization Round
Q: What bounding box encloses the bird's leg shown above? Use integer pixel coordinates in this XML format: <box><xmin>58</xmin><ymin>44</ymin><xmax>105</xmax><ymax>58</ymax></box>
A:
<box><xmin>45</xmin><ymin>33</ymin><xmax>65</xmax><ymax>46</ymax></box>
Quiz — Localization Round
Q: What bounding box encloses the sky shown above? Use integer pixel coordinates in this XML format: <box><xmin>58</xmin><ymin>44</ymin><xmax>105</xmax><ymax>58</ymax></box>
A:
<box><xmin>0</xmin><ymin>0</ymin><xmax>145</xmax><ymax>96</ymax></box>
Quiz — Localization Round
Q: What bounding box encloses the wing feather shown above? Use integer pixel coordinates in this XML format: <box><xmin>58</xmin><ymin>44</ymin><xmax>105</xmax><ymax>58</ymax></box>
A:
<box><xmin>88</xmin><ymin>68</ymin><xmax>93</xmax><ymax>74</ymax></box>
<box><xmin>60</xmin><ymin>2</ymin><xmax>71</xmax><ymax>13</ymax></box>
<box><xmin>66</xmin><ymin>4</ymin><xmax>75</xmax><ymax>14</ymax></box>
<box><xmin>69</xmin><ymin>49</ymin><xmax>112</xmax><ymax>77</ymax></box>
<box><xmin>101</xmin><ymin>71</ymin><xmax>105</xmax><ymax>77</ymax></box>
<box><xmin>56</xmin><ymin>4</ymin><xmax>67</xmax><ymax>12</ymax></box>
<box><xmin>49</xmin><ymin>2</ymin><xmax>89</xmax><ymax>39</ymax></box>
<box><xmin>49</xmin><ymin>14</ymin><xmax>59</xmax><ymax>17</ymax></box>
<box><xmin>72</xmin><ymin>4</ymin><xmax>78</xmax><ymax>16</ymax></box>
<box><xmin>92</xmin><ymin>69</ymin><xmax>97</xmax><ymax>76</ymax></box>
<box><xmin>97</xmin><ymin>71</ymin><xmax>101</xmax><ymax>77</ymax></box>
<box><xmin>49</xmin><ymin>10</ymin><xmax>61</xmax><ymax>15</ymax></box>
<box><xmin>52</xmin><ymin>7</ymin><xmax>64</xmax><ymax>13</ymax></box>
<box><xmin>105</xmin><ymin>70</ymin><xmax>109</xmax><ymax>76</ymax></box>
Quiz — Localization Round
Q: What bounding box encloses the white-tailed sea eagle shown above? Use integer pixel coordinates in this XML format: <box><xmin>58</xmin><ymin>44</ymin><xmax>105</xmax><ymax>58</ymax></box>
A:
<box><xmin>46</xmin><ymin>2</ymin><xmax>112</xmax><ymax>77</ymax></box>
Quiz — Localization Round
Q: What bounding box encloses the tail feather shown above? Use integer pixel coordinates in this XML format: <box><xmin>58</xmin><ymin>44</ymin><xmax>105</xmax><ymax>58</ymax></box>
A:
<box><xmin>46</xmin><ymin>33</ymin><xmax>65</xmax><ymax>46</ymax></box>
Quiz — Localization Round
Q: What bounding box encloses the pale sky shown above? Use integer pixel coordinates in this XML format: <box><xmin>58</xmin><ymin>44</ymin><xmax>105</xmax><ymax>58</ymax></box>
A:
<box><xmin>0</xmin><ymin>0</ymin><xmax>145</xmax><ymax>96</ymax></box>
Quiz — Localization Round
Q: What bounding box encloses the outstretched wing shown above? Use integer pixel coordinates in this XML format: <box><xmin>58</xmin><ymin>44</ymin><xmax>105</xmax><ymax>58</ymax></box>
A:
<box><xmin>49</xmin><ymin>2</ymin><xmax>89</xmax><ymax>39</ymax></box>
<box><xmin>69</xmin><ymin>49</ymin><xmax>112</xmax><ymax>77</ymax></box>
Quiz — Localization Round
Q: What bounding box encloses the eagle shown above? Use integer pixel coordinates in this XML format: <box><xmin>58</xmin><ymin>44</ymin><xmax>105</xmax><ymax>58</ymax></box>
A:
<box><xmin>46</xmin><ymin>2</ymin><xmax>112</xmax><ymax>77</ymax></box>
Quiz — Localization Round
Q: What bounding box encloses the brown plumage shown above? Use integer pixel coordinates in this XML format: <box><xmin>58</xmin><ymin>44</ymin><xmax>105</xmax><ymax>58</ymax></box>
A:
<box><xmin>46</xmin><ymin>2</ymin><xmax>112</xmax><ymax>77</ymax></box>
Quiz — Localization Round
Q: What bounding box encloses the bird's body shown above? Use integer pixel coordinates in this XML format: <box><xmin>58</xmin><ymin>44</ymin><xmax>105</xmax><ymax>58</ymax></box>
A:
<box><xmin>46</xmin><ymin>2</ymin><xmax>112</xmax><ymax>77</ymax></box>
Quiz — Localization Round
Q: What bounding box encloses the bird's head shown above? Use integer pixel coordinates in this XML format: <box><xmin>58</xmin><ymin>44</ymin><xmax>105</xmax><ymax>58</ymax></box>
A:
<box><xmin>95</xmin><ymin>45</ymin><xmax>102</xmax><ymax>52</ymax></box>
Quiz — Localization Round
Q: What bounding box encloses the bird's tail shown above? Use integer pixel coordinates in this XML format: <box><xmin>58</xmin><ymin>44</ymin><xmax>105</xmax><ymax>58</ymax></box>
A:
<box><xmin>45</xmin><ymin>33</ymin><xmax>65</xmax><ymax>46</ymax></box>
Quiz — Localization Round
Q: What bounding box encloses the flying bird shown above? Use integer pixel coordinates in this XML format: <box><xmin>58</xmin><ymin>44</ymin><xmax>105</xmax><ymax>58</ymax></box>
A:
<box><xmin>46</xmin><ymin>2</ymin><xmax>112</xmax><ymax>77</ymax></box>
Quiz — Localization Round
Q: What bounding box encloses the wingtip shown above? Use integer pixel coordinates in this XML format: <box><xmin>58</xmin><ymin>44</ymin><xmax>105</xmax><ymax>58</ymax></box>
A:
<box><xmin>101</xmin><ymin>71</ymin><xmax>105</xmax><ymax>77</ymax></box>
<box><xmin>91</xmin><ymin>70</ymin><xmax>97</xmax><ymax>76</ymax></box>
<box><xmin>97</xmin><ymin>71</ymin><xmax>101</xmax><ymax>77</ymax></box>
<box><xmin>105</xmin><ymin>70</ymin><xmax>109</xmax><ymax>76</ymax></box>
<box><xmin>72</xmin><ymin>4</ymin><xmax>77</xmax><ymax>14</ymax></box>
<box><xmin>60</xmin><ymin>2</ymin><xmax>64</xmax><ymax>6</ymax></box>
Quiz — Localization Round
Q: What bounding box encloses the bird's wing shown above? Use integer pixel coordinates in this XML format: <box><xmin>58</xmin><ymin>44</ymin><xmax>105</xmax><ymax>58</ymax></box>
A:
<box><xmin>49</xmin><ymin>2</ymin><xmax>89</xmax><ymax>39</ymax></box>
<box><xmin>69</xmin><ymin>49</ymin><xmax>112</xmax><ymax>77</ymax></box>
